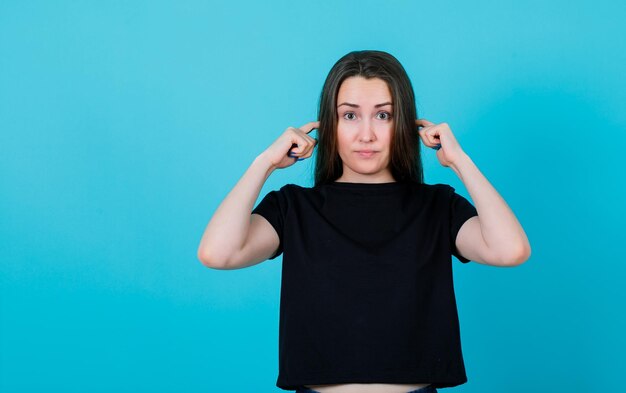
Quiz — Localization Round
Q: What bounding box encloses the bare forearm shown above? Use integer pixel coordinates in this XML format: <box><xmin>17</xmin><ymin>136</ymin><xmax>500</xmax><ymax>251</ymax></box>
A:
<box><xmin>450</xmin><ymin>153</ymin><xmax>531</xmax><ymax>262</ymax></box>
<box><xmin>197</xmin><ymin>153</ymin><xmax>275</xmax><ymax>264</ymax></box>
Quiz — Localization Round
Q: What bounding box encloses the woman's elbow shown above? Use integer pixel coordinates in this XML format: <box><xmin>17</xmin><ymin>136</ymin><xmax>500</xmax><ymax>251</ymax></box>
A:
<box><xmin>502</xmin><ymin>243</ymin><xmax>531</xmax><ymax>266</ymax></box>
<box><xmin>197</xmin><ymin>247</ymin><xmax>229</xmax><ymax>269</ymax></box>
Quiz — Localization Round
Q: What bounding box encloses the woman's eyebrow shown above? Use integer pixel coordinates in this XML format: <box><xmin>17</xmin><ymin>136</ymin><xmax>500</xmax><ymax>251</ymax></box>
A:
<box><xmin>337</xmin><ymin>102</ymin><xmax>393</xmax><ymax>108</ymax></box>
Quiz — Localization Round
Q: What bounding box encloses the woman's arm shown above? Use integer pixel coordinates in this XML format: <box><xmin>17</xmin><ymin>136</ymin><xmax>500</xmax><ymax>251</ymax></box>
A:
<box><xmin>415</xmin><ymin>119</ymin><xmax>531</xmax><ymax>267</ymax></box>
<box><xmin>197</xmin><ymin>154</ymin><xmax>276</xmax><ymax>268</ymax></box>
<box><xmin>450</xmin><ymin>153</ymin><xmax>531</xmax><ymax>266</ymax></box>
<box><xmin>197</xmin><ymin>121</ymin><xmax>319</xmax><ymax>269</ymax></box>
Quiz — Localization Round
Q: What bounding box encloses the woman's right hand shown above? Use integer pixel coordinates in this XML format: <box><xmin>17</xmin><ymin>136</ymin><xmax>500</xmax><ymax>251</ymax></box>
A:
<box><xmin>262</xmin><ymin>121</ymin><xmax>320</xmax><ymax>169</ymax></box>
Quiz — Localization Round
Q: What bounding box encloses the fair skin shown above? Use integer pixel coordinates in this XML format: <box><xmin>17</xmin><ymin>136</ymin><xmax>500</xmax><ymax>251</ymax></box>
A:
<box><xmin>334</xmin><ymin>76</ymin><xmax>395</xmax><ymax>184</ymax></box>
<box><xmin>197</xmin><ymin>76</ymin><xmax>531</xmax><ymax>393</ymax></box>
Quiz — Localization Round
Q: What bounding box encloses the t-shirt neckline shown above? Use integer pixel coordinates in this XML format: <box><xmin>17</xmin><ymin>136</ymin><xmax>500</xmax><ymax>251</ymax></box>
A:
<box><xmin>326</xmin><ymin>181</ymin><xmax>407</xmax><ymax>190</ymax></box>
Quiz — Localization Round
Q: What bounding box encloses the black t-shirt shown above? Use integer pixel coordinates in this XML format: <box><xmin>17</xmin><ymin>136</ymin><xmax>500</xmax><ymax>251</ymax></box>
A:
<box><xmin>251</xmin><ymin>180</ymin><xmax>478</xmax><ymax>390</ymax></box>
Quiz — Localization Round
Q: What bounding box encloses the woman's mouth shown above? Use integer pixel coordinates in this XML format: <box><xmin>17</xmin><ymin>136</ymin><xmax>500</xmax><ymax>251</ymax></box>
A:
<box><xmin>355</xmin><ymin>150</ymin><xmax>377</xmax><ymax>158</ymax></box>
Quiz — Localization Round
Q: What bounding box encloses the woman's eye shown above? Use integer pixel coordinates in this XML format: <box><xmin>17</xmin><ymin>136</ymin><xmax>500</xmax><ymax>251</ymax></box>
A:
<box><xmin>343</xmin><ymin>112</ymin><xmax>392</xmax><ymax>120</ymax></box>
<box><xmin>378</xmin><ymin>111</ymin><xmax>392</xmax><ymax>120</ymax></box>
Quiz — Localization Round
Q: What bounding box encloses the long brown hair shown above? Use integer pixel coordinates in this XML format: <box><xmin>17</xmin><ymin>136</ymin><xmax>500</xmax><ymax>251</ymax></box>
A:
<box><xmin>314</xmin><ymin>50</ymin><xmax>424</xmax><ymax>186</ymax></box>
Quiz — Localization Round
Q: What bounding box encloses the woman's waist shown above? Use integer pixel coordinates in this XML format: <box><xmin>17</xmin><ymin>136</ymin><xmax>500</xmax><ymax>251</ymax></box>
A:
<box><xmin>302</xmin><ymin>383</ymin><xmax>432</xmax><ymax>393</ymax></box>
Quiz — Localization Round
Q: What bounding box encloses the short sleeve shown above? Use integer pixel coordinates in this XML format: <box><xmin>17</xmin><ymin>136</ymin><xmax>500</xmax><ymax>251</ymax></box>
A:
<box><xmin>251</xmin><ymin>187</ymin><xmax>288</xmax><ymax>260</ymax></box>
<box><xmin>448</xmin><ymin>185</ymin><xmax>479</xmax><ymax>263</ymax></box>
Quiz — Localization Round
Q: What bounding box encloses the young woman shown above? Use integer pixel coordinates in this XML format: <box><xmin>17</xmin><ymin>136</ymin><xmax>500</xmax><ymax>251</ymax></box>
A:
<box><xmin>197</xmin><ymin>50</ymin><xmax>531</xmax><ymax>393</ymax></box>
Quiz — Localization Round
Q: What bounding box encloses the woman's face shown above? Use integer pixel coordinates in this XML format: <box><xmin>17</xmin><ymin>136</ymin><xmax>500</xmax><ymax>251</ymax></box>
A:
<box><xmin>334</xmin><ymin>76</ymin><xmax>395</xmax><ymax>183</ymax></box>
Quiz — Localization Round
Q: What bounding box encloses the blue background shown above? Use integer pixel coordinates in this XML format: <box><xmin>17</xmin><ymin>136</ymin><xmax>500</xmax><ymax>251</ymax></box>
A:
<box><xmin>1</xmin><ymin>1</ymin><xmax>625</xmax><ymax>392</ymax></box>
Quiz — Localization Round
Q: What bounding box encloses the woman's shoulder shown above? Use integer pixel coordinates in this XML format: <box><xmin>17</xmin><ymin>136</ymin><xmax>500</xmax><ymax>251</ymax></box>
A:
<box><xmin>263</xmin><ymin>183</ymin><xmax>309</xmax><ymax>200</ymax></box>
<box><xmin>421</xmin><ymin>182</ymin><xmax>454</xmax><ymax>192</ymax></box>
<box><xmin>273</xmin><ymin>183</ymin><xmax>308</xmax><ymax>193</ymax></box>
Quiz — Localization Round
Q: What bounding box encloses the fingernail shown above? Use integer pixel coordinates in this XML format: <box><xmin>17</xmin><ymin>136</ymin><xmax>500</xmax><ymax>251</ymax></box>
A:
<box><xmin>297</xmin><ymin>158</ymin><xmax>305</xmax><ymax>161</ymax></box>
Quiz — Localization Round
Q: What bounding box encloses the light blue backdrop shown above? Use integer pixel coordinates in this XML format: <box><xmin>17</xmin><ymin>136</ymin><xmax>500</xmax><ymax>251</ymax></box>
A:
<box><xmin>1</xmin><ymin>1</ymin><xmax>625</xmax><ymax>392</ymax></box>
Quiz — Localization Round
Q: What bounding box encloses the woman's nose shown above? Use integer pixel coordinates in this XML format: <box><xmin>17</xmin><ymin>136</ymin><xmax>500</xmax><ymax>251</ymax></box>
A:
<box><xmin>358</xmin><ymin>122</ymin><xmax>376</xmax><ymax>142</ymax></box>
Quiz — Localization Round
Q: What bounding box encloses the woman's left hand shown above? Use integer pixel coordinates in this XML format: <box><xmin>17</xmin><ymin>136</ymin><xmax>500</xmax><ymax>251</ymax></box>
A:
<box><xmin>415</xmin><ymin>119</ymin><xmax>466</xmax><ymax>168</ymax></box>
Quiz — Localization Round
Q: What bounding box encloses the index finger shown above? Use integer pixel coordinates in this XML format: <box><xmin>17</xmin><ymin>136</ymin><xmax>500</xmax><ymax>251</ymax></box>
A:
<box><xmin>299</xmin><ymin>121</ymin><xmax>320</xmax><ymax>134</ymax></box>
<box><xmin>415</xmin><ymin>119</ymin><xmax>435</xmax><ymax>127</ymax></box>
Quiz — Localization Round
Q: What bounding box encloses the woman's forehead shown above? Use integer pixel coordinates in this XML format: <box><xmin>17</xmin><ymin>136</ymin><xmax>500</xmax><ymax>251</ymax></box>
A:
<box><xmin>337</xmin><ymin>76</ymin><xmax>392</xmax><ymax>106</ymax></box>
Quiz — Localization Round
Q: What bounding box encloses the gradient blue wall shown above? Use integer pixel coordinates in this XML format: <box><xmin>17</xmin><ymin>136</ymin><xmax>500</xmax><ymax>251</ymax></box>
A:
<box><xmin>1</xmin><ymin>1</ymin><xmax>625</xmax><ymax>392</ymax></box>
